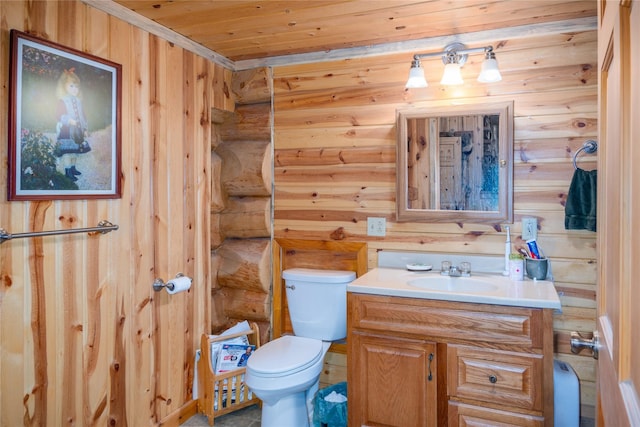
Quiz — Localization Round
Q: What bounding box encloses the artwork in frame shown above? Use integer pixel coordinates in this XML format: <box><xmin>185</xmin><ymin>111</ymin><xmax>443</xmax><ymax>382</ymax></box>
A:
<box><xmin>8</xmin><ymin>30</ymin><xmax>122</xmax><ymax>200</ymax></box>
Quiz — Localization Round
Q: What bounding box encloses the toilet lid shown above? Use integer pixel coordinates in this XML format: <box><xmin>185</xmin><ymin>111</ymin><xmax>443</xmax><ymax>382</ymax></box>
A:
<box><xmin>248</xmin><ymin>335</ymin><xmax>324</xmax><ymax>377</ymax></box>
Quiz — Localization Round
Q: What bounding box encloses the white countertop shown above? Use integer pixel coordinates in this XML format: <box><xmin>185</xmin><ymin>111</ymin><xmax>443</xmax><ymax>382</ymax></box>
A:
<box><xmin>347</xmin><ymin>267</ymin><xmax>562</xmax><ymax>310</ymax></box>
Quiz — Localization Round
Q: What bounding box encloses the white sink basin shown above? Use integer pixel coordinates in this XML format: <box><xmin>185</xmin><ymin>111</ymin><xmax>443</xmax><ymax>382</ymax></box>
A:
<box><xmin>408</xmin><ymin>276</ymin><xmax>498</xmax><ymax>293</ymax></box>
<box><xmin>347</xmin><ymin>268</ymin><xmax>561</xmax><ymax>309</ymax></box>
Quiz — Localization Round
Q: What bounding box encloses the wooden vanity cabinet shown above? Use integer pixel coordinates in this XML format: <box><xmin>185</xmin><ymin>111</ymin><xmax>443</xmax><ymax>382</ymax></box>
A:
<box><xmin>347</xmin><ymin>293</ymin><xmax>555</xmax><ymax>427</ymax></box>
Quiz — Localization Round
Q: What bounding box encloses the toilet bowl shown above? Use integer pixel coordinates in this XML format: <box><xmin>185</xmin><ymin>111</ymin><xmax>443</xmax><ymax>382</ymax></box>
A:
<box><xmin>245</xmin><ymin>268</ymin><xmax>355</xmax><ymax>427</ymax></box>
<box><xmin>247</xmin><ymin>336</ymin><xmax>331</xmax><ymax>426</ymax></box>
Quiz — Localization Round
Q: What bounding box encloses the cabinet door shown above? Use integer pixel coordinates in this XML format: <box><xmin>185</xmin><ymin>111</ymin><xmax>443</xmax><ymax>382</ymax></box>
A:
<box><xmin>349</xmin><ymin>332</ymin><xmax>438</xmax><ymax>427</ymax></box>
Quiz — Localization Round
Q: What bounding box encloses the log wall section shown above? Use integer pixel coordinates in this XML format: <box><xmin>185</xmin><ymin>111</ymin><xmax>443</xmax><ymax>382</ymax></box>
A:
<box><xmin>210</xmin><ymin>68</ymin><xmax>273</xmax><ymax>344</ymax></box>
<box><xmin>272</xmin><ymin>29</ymin><xmax>598</xmax><ymax>411</ymax></box>
<box><xmin>0</xmin><ymin>1</ymin><xmax>232</xmax><ymax>426</ymax></box>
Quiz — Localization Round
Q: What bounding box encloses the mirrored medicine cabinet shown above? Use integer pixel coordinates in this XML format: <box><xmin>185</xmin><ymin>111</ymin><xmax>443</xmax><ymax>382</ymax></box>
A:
<box><xmin>396</xmin><ymin>100</ymin><xmax>513</xmax><ymax>223</ymax></box>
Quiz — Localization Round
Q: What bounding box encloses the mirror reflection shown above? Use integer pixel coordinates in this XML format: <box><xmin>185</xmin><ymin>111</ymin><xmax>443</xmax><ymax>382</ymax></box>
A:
<box><xmin>406</xmin><ymin>113</ymin><xmax>499</xmax><ymax>211</ymax></box>
<box><xmin>396</xmin><ymin>101</ymin><xmax>513</xmax><ymax>223</ymax></box>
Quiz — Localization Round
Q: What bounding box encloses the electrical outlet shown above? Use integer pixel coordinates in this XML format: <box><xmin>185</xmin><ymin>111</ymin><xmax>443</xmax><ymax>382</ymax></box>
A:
<box><xmin>522</xmin><ymin>217</ymin><xmax>538</xmax><ymax>241</ymax></box>
<box><xmin>367</xmin><ymin>217</ymin><xmax>386</xmax><ymax>237</ymax></box>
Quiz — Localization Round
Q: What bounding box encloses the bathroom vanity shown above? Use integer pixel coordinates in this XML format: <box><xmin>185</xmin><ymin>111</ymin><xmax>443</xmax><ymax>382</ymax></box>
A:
<box><xmin>346</xmin><ymin>267</ymin><xmax>561</xmax><ymax>427</ymax></box>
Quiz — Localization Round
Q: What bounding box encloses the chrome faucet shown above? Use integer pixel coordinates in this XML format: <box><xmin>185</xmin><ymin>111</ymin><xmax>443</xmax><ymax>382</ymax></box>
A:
<box><xmin>448</xmin><ymin>265</ymin><xmax>461</xmax><ymax>277</ymax></box>
<box><xmin>440</xmin><ymin>261</ymin><xmax>471</xmax><ymax>277</ymax></box>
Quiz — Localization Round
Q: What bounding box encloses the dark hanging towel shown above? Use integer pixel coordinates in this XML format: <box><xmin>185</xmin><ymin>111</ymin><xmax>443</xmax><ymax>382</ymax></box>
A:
<box><xmin>565</xmin><ymin>168</ymin><xmax>597</xmax><ymax>232</ymax></box>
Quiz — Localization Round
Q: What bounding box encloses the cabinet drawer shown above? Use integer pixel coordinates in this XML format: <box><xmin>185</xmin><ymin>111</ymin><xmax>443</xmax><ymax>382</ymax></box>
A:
<box><xmin>448</xmin><ymin>345</ymin><xmax>543</xmax><ymax>411</ymax></box>
<box><xmin>449</xmin><ymin>401</ymin><xmax>544</xmax><ymax>427</ymax></box>
<box><xmin>348</xmin><ymin>293</ymin><xmax>542</xmax><ymax>347</ymax></box>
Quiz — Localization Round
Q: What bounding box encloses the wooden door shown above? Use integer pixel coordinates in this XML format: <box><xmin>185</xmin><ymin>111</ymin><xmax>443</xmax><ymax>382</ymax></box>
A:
<box><xmin>596</xmin><ymin>1</ymin><xmax>640</xmax><ymax>425</ymax></box>
<box><xmin>348</xmin><ymin>332</ymin><xmax>438</xmax><ymax>427</ymax></box>
<box><xmin>439</xmin><ymin>136</ymin><xmax>462</xmax><ymax>210</ymax></box>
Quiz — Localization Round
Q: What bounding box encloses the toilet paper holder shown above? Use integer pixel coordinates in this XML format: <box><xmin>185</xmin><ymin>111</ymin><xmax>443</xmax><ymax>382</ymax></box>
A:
<box><xmin>153</xmin><ymin>273</ymin><xmax>186</xmax><ymax>292</ymax></box>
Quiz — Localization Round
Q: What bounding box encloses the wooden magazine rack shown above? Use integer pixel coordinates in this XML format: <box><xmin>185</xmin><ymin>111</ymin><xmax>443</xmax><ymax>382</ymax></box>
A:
<box><xmin>197</xmin><ymin>322</ymin><xmax>261</xmax><ymax>425</ymax></box>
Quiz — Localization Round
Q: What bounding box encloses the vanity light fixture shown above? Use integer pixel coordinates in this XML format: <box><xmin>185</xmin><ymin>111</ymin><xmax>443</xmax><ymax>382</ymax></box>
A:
<box><xmin>440</xmin><ymin>58</ymin><xmax>464</xmax><ymax>86</ymax></box>
<box><xmin>477</xmin><ymin>49</ymin><xmax>502</xmax><ymax>83</ymax></box>
<box><xmin>405</xmin><ymin>42</ymin><xmax>502</xmax><ymax>88</ymax></box>
<box><xmin>406</xmin><ymin>58</ymin><xmax>428</xmax><ymax>88</ymax></box>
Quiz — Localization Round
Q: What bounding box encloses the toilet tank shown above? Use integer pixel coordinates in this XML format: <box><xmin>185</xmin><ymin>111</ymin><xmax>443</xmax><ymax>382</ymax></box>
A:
<box><xmin>282</xmin><ymin>268</ymin><xmax>356</xmax><ymax>341</ymax></box>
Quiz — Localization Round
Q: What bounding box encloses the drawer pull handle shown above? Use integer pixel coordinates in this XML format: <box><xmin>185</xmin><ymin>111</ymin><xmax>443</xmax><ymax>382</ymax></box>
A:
<box><xmin>489</xmin><ymin>375</ymin><xmax>498</xmax><ymax>384</ymax></box>
<box><xmin>427</xmin><ymin>353</ymin><xmax>434</xmax><ymax>381</ymax></box>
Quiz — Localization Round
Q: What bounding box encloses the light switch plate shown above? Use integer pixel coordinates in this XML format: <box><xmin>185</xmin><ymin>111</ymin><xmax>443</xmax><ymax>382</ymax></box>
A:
<box><xmin>367</xmin><ymin>217</ymin><xmax>386</xmax><ymax>236</ymax></box>
<box><xmin>522</xmin><ymin>217</ymin><xmax>537</xmax><ymax>241</ymax></box>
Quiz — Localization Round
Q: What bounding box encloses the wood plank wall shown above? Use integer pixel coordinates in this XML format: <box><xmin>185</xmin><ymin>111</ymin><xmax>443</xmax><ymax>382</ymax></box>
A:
<box><xmin>0</xmin><ymin>1</ymin><xmax>232</xmax><ymax>425</ymax></box>
<box><xmin>272</xmin><ymin>30</ymin><xmax>598</xmax><ymax>410</ymax></box>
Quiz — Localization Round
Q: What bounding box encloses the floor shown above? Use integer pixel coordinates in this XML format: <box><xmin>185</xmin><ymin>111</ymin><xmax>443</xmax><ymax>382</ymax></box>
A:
<box><xmin>181</xmin><ymin>405</ymin><xmax>261</xmax><ymax>427</ymax></box>
<box><xmin>181</xmin><ymin>404</ymin><xmax>596</xmax><ymax>427</ymax></box>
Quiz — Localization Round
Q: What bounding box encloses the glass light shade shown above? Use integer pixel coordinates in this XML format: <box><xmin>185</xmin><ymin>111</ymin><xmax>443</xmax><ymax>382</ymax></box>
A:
<box><xmin>406</xmin><ymin>65</ymin><xmax>428</xmax><ymax>88</ymax></box>
<box><xmin>440</xmin><ymin>63</ymin><xmax>464</xmax><ymax>85</ymax></box>
<box><xmin>477</xmin><ymin>57</ymin><xmax>502</xmax><ymax>83</ymax></box>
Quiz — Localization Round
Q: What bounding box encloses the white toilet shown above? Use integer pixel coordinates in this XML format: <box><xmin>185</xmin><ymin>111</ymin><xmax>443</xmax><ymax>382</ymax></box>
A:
<box><xmin>245</xmin><ymin>267</ymin><xmax>355</xmax><ymax>427</ymax></box>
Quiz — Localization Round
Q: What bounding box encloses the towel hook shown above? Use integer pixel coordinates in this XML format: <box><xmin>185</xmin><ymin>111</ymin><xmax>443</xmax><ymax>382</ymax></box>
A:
<box><xmin>573</xmin><ymin>139</ymin><xmax>598</xmax><ymax>170</ymax></box>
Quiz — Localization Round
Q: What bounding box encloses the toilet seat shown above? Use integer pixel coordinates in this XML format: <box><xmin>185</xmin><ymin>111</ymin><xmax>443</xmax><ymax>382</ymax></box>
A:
<box><xmin>248</xmin><ymin>335</ymin><xmax>323</xmax><ymax>377</ymax></box>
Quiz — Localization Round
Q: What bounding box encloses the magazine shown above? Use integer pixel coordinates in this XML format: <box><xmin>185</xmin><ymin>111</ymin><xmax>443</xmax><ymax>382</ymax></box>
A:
<box><xmin>213</xmin><ymin>343</ymin><xmax>256</xmax><ymax>411</ymax></box>
<box><xmin>210</xmin><ymin>336</ymin><xmax>249</xmax><ymax>373</ymax></box>
<box><xmin>208</xmin><ymin>320</ymin><xmax>252</xmax><ymax>373</ymax></box>
<box><xmin>215</xmin><ymin>343</ymin><xmax>256</xmax><ymax>374</ymax></box>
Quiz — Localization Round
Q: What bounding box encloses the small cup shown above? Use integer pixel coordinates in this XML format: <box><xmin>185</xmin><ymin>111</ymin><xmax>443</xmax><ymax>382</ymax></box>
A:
<box><xmin>509</xmin><ymin>257</ymin><xmax>524</xmax><ymax>281</ymax></box>
<box><xmin>441</xmin><ymin>261</ymin><xmax>451</xmax><ymax>275</ymax></box>
<box><xmin>525</xmin><ymin>257</ymin><xmax>549</xmax><ymax>280</ymax></box>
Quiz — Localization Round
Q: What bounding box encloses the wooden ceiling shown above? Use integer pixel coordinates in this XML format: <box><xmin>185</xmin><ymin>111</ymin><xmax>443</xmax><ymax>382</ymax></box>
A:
<box><xmin>110</xmin><ymin>0</ymin><xmax>596</xmax><ymax>61</ymax></box>
<box><xmin>103</xmin><ymin>0</ymin><xmax>597</xmax><ymax>66</ymax></box>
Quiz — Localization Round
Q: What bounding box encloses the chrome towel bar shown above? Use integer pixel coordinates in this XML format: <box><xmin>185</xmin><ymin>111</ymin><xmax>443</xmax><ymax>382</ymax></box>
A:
<box><xmin>0</xmin><ymin>220</ymin><xmax>118</xmax><ymax>244</ymax></box>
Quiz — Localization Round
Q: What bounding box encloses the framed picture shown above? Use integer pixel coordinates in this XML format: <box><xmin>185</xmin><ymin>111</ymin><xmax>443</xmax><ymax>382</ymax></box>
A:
<box><xmin>8</xmin><ymin>30</ymin><xmax>122</xmax><ymax>200</ymax></box>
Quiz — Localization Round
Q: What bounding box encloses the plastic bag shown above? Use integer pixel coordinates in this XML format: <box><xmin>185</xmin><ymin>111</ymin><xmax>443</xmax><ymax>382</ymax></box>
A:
<box><xmin>313</xmin><ymin>382</ymin><xmax>347</xmax><ymax>427</ymax></box>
